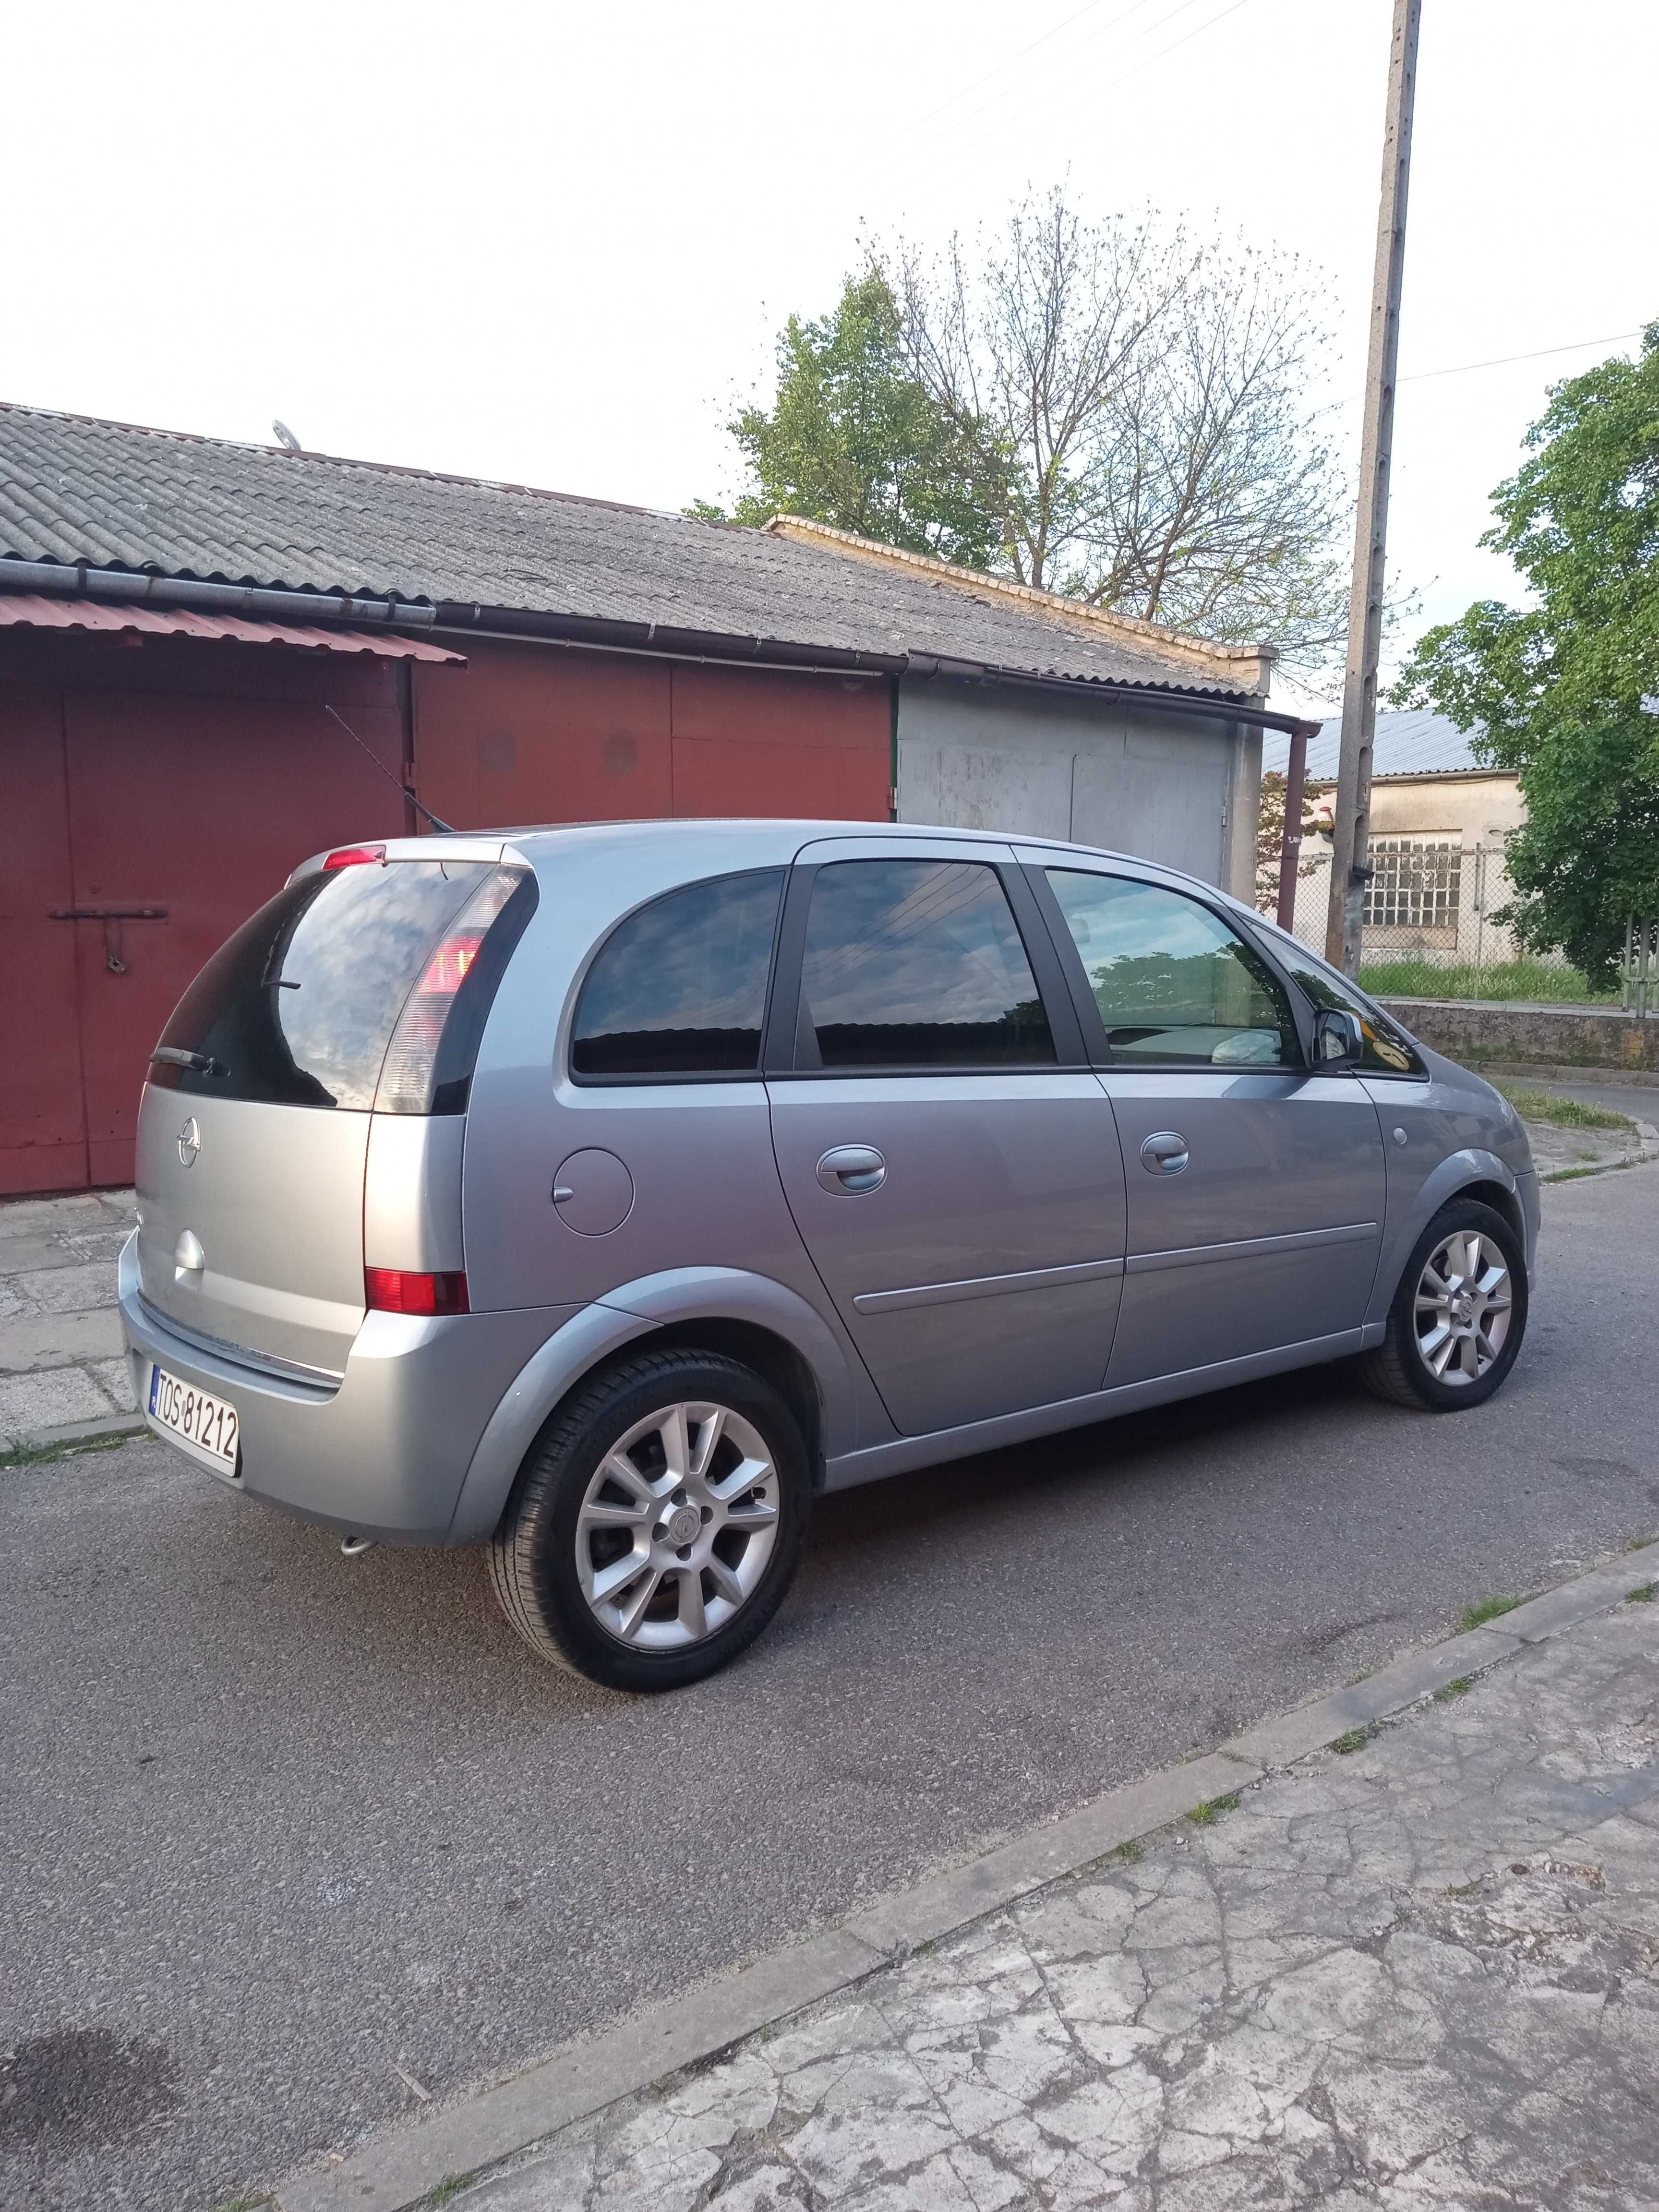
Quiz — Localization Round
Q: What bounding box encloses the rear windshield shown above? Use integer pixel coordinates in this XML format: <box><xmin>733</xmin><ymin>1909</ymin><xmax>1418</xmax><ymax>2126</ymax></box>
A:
<box><xmin>151</xmin><ymin>861</ymin><xmax>499</xmax><ymax>1108</ymax></box>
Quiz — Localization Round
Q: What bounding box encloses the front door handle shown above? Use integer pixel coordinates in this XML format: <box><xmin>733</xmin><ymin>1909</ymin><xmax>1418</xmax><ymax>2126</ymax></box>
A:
<box><xmin>816</xmin><ymin>1144</ymin><xmax>886</xmax><ymax>1195</ymax></box>
<box><xmin>1140</xmin><ymin>1131</ymin><xmax>1190</xmax><ymax>1175</ymax></box>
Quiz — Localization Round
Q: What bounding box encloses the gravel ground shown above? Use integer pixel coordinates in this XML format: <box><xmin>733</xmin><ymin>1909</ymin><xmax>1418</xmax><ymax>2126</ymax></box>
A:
<box><xmin>3</xmin><ymin>1165</ymin><xmax>1659</xmax><ymax>2212</ymax></box>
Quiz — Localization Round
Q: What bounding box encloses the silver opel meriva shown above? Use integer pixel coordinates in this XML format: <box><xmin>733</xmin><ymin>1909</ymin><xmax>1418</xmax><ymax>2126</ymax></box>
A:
<box><xmin>122</xmin><ymin>820</ymin><xmax>1537</xmax><ymax>1690</ymax></box>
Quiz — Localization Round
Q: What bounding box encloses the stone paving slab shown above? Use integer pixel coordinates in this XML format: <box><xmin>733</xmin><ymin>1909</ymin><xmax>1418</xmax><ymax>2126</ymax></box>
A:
<box><xmin>0</xmin><ymin>1189</ymin><xmax>138</xmax><ymax>1447</ymax></box>
<box><xmin>443</xmin><ymin>1597</ymin><xmax>1659</xmax><ymax>2212</ymax></box>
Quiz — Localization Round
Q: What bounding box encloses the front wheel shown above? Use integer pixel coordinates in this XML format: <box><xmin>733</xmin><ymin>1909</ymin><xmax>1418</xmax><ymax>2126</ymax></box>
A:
<box><xmin>489</xmin><ymin>1349</ymin><xmax>810</xmax><ymax>1690</ymax></box>
<box><xmin>1358</xmin><ymin>1199</ymin><xmax>1528</xmax><ymax>1411</ymax></box>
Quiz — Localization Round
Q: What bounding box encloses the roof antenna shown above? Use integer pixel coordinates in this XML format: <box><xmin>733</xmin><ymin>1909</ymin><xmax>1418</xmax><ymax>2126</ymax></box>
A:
<box><xmin>272</xmin><ymin>419</ymin><xmax>302</xmax><ymax>453</ymax></box>
<box><xmin>325</xmin><ymin>705</ymin><xmax>454</xmax><ymax>833</ymax></box>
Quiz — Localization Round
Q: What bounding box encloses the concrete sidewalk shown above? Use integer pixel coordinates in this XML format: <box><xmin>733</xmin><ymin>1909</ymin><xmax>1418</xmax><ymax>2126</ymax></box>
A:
<box><xmin>0</xmin><ymin>1188</ymin><xmax>139</xmax><ymax>1449</ymax></box>
<box><xmin>293</xmin><ymin>1570</ymin><xmax>1659</xmax><ymax>2212</ymax></box>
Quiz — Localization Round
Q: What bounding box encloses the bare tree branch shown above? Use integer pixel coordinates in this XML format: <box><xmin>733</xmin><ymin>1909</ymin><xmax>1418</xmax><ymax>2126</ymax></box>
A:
<box><xmin>882</xmin><ymin>191</ymin><xmax>1380</xmax><ymax>673</ymax></box>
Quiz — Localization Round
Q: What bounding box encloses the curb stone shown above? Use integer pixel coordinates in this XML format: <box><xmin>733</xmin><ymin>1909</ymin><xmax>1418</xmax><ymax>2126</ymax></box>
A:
<box><xmin>1537</xmin><ymin>1120</ymin><xmax>1659</xmax><ymax>1182</ymax></box>
<box><xmin>269</xmin><ymin>1543</ymin><xmax>1657</xmax><ymax>2212</ymax></box>
<box><xmin>2</xmin><ymin>1413</ymin><xmax>146</xmax><ymax>1459</ymax></box>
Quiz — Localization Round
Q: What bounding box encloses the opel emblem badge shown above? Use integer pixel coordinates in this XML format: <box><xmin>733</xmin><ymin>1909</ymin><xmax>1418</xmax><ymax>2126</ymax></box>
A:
<box><xmin>178</xmin><ymin>1116</ymin><xmax>201</xmax><ymax>1168</ymax></box>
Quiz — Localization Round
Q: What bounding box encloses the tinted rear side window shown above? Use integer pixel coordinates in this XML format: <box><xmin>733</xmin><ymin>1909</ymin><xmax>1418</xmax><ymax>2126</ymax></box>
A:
<box><xmin>799</xmin><ymin>859</ymin><xmax>1055</xmax><ymax>1069</ymax></box>
<box><xmin>152</xmin><ymin>861</ymin><xmax>496</xmax><ymax>1108</ymax></box>
<box><xmin>571</xmin><ymin>870</ymin><xmax>784</xmax><ymax>1079</ymax></box>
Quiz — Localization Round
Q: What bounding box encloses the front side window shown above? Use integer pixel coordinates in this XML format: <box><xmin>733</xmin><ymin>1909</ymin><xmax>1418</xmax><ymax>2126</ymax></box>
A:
<box><xmin>1253</xmin><ymin>927</ymin><xmax>1425</xmax><ymax>1077</ymax></box>
<box><xmin>798</xmin><ymin>859</ymin><xmax>1055</xmax><ymax>1069</ymax></box>
<box><xmin>571</xmin><ymin>870</ymin><xmax>783</xmax><ymax>1079</ymax></box>
<box><xmin>1046</xmin><ymin>870</ymin><xmax>1298</xmax><ymax>1068</ymax></box>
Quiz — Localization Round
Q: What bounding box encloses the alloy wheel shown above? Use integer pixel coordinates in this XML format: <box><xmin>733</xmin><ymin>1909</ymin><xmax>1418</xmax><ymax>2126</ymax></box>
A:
<box><xmin>575</xmin><ymin>1401</ymin><xmax>780</xmax><ymax>1649</ymax></box>
<box><xmin>1413</xmin><ymin>1228</ymin><xmax>1513</xmax><ymax>1386</ymax></box>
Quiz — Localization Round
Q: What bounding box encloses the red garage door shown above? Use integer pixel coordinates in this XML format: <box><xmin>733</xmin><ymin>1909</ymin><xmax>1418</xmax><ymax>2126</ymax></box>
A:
<box><xmin>412</xmin><ymin>644</ymin><xmax>891</xmax><ymax>830</ymax></box>
<box><xmin>56</xmin><ymin>689</ymin><xmax>406</xmax><ymax>1187</ymax></box>
<box><xmin>0</xmin><ymin>654</ymin><xmax>408</xmax><ymax>1195</ymax></box>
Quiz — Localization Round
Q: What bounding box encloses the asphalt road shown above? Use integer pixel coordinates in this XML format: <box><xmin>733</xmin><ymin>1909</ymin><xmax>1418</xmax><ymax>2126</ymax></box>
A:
<box><xmin>5</xmin><ymin>1164</ymin><xmax>1659</xmax><ymax>2212</ymax></box>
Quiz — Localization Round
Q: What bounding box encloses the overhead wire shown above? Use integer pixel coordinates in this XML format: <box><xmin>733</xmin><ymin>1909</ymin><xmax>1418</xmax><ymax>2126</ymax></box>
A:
<box><xmin>863</xmin><ymin>0</ymin><xmax>1226</xmax><ymax>201</ymax></box>
<box><xmin>888</xmin><ymin>0</ymin><xmax>1259</xmax><ymax>194</ymax></box>
<box><xmin>899</xmin><ymin>0</ymin><xmax>1118</xmax><ymax>140</ymax></box>
<box><xmin>1398</xmin><ymin>330</ymin><xmax>1645</xmax><ymax>382</ymax></box>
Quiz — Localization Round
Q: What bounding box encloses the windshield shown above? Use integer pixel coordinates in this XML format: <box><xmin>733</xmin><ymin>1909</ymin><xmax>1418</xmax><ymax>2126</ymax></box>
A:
<box><xmin>151</xmin><ymin>861</ymin><xmax>496</xmax><ymax>1107</ymax></box>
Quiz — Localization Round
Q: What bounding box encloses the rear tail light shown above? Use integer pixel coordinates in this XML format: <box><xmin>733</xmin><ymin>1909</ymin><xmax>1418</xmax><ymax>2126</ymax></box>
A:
<box><xmin>323</xmin><ymin>843</ymin><xmax>387</xmax><ymax>870</ymax></box>
<box><xmin>373</xmin><ymin>866</ymin><xmax>531</xmax><ymax>1114</ymax></box>
<box><xmin>364</xmin><ymin>1267</ymin><xmax>469</xmax><ymax>1316</ymax></box>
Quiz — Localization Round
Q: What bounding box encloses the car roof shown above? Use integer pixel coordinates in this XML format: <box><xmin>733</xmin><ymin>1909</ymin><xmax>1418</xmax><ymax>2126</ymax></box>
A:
<box><xmin>298</xmin><ymin>816</ymin><xmax>1246</xmax><ymax>914</ymax></box>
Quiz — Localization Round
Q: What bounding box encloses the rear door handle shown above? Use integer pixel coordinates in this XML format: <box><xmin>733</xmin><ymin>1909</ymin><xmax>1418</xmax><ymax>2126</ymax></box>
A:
<box><xmin>1140</xmin><ymin>1131</ymin><xmax>1190</xmax><ymax>1174</ymax></box>
<box><xmin>816</xmin><ymin>1144</ymin><xmax>886</xmax><ymax>1195</ymax></box>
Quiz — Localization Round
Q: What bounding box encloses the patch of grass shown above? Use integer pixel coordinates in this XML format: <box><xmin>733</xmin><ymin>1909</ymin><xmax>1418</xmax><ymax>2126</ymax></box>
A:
<box><xmin>1626</xmin><ymin>1584</ymin><xmax>1657</xmax><ymax>1605</ymax></box>
<box><xmin>1358</xmin><ymin>957</ymin><xmax>1613</xmax><ymax>1006</ymax></box>
<box><xmin>1624</xmin><ymin>1533</ymin><xmax>1659</xmax><ymax>1552</ymax></box>
<box><xmin>208</xmin><ymin>2196</ymin><xmax>271</xmax><ymax>2212</ymax></box>
<box><xmin>1186</xmin><ymin>1793</ymin><xmax>1240</xmax><ymax>1826</ymax></box>
<box><xmin>1460</xmin><ymin>1595</ymin><xmax>1524</xmax><ymax>1633</ymax></box>
<box><xmin>1109</xmin><ymin>1839</ymin><xmax>1142</xmax><ymax>1863</ymax></box>
<box><xmin>1330</xmin><ymin>1724</ymin><xmax>1382</xmax><ymax>1755</ymax></box>
<box><xmin>424</xmin><ymin>2180</ymin><xmax>476</xmax><ymax>2209</ymax></box>
<box><xmin>1433</xmin><ymin>1677</ymin><xmax>1475</xmax><ymax>1703</ymax></box>
<box><xmin>0</xmin><ymin>1427</ymin><xmax>141</xmax><ymax>1473</ymax></box>
<box><xmin>1492</xmin><ymin>1084</ymin><xmax>1633</xmax><ymax>1132</ymax></box>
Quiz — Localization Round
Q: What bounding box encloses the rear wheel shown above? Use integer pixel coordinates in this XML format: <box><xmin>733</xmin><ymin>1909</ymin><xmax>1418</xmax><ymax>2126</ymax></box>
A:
<box><xmin>1358</xmin><ymin>1199</ymin><xmax>1527</xmax><ymax>1411</ymax></box>
<box><xmin>489</xmin><ymin>1349</ymin><xmax>810</xmax><ymax>1690</ymax></box>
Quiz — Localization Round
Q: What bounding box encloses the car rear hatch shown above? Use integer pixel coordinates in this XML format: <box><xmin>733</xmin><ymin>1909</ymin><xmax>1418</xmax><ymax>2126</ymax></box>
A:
<box><xmin>135</xmin><ymin>846</ymin><xmax>535</xmax><ymax>1374</ymax></box>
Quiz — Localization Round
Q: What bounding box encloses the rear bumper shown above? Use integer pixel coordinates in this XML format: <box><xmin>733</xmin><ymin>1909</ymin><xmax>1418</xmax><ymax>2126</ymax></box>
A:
<box><xmin>118</xmin><ymin>1234</ymin><xmax>560</xmax><ymax>1542</ymax></box>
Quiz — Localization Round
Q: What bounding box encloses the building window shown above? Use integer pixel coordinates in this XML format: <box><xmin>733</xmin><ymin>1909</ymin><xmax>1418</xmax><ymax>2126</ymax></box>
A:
<box><xmin>1363</xmin><ymin>837</ymin><xmax>1461</xmax><ymax>937</ymax></box>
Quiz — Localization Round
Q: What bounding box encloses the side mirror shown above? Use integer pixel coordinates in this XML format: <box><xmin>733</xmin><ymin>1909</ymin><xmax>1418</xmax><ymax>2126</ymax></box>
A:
<box><xmin>1314</xmin><ymin>1008</ymin><xmax>1365</xmax><ymax>1069</ymax></box>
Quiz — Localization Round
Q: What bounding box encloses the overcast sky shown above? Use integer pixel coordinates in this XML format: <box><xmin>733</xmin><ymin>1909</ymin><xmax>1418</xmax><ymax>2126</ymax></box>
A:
<box><xmin>6</xmin><ymin>0</ymin><xmax>1653</xmax><ymax>714</ymax></box>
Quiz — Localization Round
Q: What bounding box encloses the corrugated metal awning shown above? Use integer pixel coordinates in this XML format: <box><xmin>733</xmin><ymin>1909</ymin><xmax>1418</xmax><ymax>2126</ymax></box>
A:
<box><xmin>0</xmin><ymin>592</ymin><xmax>464</xmax><ymax>661</ymax></box>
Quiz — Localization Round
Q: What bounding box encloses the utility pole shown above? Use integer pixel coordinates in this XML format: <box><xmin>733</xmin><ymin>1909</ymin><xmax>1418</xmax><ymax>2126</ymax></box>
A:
<box><xmin>1326</xmin><ymin>0</ymin><xmax>1421</xmax><ymax>974</ymax></box>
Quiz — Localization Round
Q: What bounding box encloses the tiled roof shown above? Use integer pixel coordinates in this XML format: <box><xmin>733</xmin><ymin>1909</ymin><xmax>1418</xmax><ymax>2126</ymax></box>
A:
<box><xmin>1261</xmin><ymin>710</ymin><xmax>1494</xmax><ymax>780</ymax></box>
<box><xmin>0</xmin><ymin>401</ymin><xmax>1262</xmax><ymax>701</ymax></box>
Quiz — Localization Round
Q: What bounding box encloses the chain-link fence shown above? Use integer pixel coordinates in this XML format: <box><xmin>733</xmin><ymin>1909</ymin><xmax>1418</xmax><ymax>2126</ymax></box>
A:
<box><xmin>1268</xmin><ymin>835</ymin><xmax>1596</xmax><ymax>1003</ymax></box>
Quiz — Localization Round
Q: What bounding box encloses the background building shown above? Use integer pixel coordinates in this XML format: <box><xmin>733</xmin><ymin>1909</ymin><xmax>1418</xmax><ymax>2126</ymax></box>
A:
<box><xmin>0</xmin><ymin>403</ymin><xmax>1311</xmax><ymax>1194</ymax></box>
<box><xmin>1263</xmin><ymin>711</ymin><xmax>1524</xmax><ymax>970</ymax></box>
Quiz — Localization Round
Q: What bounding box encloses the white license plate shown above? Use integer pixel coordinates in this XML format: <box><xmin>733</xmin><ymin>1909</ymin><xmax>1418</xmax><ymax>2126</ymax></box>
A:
<box><xmin>147</xmin><ymin>1364</ymin><xmax>240</xmax><ymax>1475</ymax></box>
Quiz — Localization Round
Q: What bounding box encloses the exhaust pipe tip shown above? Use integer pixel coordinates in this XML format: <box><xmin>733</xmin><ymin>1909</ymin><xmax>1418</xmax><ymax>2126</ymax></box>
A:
<box><xmin>339</xmin><ymin>1534</ymin><xmax>376</xmax><ymax>1559</ymax></box>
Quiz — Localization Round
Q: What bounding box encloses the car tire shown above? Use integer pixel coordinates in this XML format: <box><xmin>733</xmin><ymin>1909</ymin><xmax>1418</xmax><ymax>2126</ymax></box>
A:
<box><xmin>488</xmin><ymin>1348</ymin><xmax>811</xmax><ymax>1691</ymax></box>
<box><xmin>1358</xmin><ymin>1198</ymin><xmax>1528</xmax><ymax>1412</ymax></box>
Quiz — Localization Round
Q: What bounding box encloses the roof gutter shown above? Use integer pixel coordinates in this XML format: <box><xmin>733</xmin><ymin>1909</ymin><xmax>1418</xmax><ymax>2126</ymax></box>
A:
<box><xmin>902</xmin><ymin>652</ymin><xmax>1322</xmax><ymax>741</ymax></box>
<box><xmin>0</xmin><ymin>561</ymin><xmax>1320</xmax><ymax>739</ymax></box>
<box><xmin>428</xmin><ymin>604</ymin><xmax>1322</xmax><ymax>740</ymax></box>
<box><xmin>0</xmin><ymin>556</ymin><xmax>436</xmax><ymax>628</ymax></box>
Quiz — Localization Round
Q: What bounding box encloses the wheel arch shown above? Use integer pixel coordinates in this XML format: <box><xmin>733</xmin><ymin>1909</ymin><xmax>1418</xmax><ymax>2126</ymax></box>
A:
<box><xmin>1409</xmin><ymin>1148</ymin><xmax>1524</xmax><ymax>1249</ymax></box>
<box><xmin>1446</xmin><ymin>1175</ymin><xmax>1526</xmax><ymax>1250</ymax></box>
<box><xmin>447</xmin><ymin>1268</ymin><xmax>866</xmax><ymax>1542</ymax></box>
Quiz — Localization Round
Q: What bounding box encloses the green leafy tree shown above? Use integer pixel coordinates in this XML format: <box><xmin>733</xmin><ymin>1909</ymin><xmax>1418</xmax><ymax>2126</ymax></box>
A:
<box><xmin>690</xmin><ymin>271</ymin><xmax>1003</xmax><ymax>567</ymax></box>
<box><xmin>1393</xmin><ymin>327</ymin><xmax>1659</xmax><ymax>981</ymax></box>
